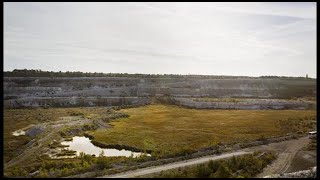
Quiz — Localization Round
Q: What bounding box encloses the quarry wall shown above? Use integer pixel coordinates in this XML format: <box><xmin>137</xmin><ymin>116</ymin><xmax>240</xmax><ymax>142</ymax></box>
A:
<box><xmin>3</xmin><ymin>77</ymin><xmax>316</xmax><ymax>109</ymax></box>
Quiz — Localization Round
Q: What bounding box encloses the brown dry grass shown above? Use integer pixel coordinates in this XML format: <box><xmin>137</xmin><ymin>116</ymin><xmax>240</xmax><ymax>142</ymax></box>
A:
<box><xmin>91</xmin><ymin>105</ymin><xmax>316</xmax><ymax>155</ymax></box>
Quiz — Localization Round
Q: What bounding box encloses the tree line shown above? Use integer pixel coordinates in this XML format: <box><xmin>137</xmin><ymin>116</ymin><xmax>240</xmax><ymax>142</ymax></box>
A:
<box><xmin>3</xmin><ymin>69</ymin><xmax>312</xmax><ymax>79</ymax></box>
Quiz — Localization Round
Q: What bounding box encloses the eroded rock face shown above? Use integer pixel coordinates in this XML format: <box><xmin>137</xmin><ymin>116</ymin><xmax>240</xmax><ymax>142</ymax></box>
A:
<box><xmin>172</xmin><ymin>98</ymin><xmax>314</xmax><ymax>110</ymax></box>
<box><xmin>3</xmin><ymin>77</ymin><xmax>316</xmax><ymax>109</ymax></box>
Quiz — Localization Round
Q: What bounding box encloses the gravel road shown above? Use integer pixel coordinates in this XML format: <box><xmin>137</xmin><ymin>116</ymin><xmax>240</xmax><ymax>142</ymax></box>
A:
<box><xmin>99</xmin><ymin>136</ymin><xmax>312</xmax><ymax>178</ymax></box>
<box><xmin>99</xmin><ymin>151</ymin><xmax>251</xmax><ymax>178</ymax></box>
<box><xmin>254</xmin><ymin>136</ymin><xmax>311</xmax><ymax>177</ymax></box>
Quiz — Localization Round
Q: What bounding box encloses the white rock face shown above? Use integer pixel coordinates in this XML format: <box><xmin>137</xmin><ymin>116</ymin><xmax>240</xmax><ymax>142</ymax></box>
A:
<box><xmin>173</xmin><ymin>97</ymin><xmax>312</xmax><ymax>110</ymax></box>
<box><xmin>3</xmin><ymin>77</ymin><xmax>316</xmax><ymax>108</ymax></box>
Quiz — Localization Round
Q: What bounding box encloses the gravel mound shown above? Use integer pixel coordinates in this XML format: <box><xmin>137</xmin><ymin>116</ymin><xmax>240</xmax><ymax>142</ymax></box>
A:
<box><xmin>25</xmin><ymin>125</ymin><xmax>45</xmax><ymax>137</ymax></box>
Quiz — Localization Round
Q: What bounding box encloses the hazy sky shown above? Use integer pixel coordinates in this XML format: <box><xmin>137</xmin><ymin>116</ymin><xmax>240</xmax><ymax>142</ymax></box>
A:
<box><xmin>4</xmin><ymin>2</ymin><xmax>317</xmax><ymax>77</ymax></box>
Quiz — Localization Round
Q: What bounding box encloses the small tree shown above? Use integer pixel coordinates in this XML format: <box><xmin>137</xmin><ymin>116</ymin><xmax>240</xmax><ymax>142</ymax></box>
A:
<box><xmin>97</xmin><ymin>151</ymin><xmax>111</xmax><ymax>170</ymax></box>
<box><xmin>99</xmin><ymin>150</ymin><xmax>105</xmax><ymax>157</ymax></box>
<box><xmin>79</xmin><ymin>152</ymin><xmax>85</xmax><ymax>166</ymax></box>
<box><xmin>208</xmin><ymin>160</ymin><xmax>220</xmax><ymax>173</ymax></box>
<box><xmin>195</xmin><ymin>164</ymin><xmax>211</xmax><ymax>178</ymax></box>
<box><xmin>211</xmin><ymin>162</ymin><xmax>231</xmax><ymax>178</ymax></box>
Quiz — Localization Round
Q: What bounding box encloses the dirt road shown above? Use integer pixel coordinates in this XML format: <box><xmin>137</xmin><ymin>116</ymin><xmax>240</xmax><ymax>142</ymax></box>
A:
<box><xmin>99</xmin><ymin>136</ymin><xmax>311</xmax><ymax>178</ymax></box>
<box><xmin>253</xmin><ymin>136</ymin><xmax>311</xmax><ymax>177</ymax></box>
<box><xmin>99</xmin><ymin>151</ymin><xmax>251</xmax><ymax>178</ymax></box>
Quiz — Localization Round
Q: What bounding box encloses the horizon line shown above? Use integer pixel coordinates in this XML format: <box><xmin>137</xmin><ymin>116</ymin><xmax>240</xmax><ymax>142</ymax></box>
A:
<box><xmin>3</xmin><ymin>68</ymin><xmax>316</xmax><ymax>79</ymax></box>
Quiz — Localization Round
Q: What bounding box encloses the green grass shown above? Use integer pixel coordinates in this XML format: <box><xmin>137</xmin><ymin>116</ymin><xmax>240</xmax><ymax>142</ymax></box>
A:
<box><xmin>3</xmin><ymin>105</ymin><xmax>316</xmax><ymax>177</ymax></box>
<box><xmin>91</xmin><ymin>104</ymin><xmax>316</xmax><ymax>156</ymax></box>
<box><xmin>4</xmin><ymin>107</ymin><xmax>133</xmax><ymax>177</ymax></box>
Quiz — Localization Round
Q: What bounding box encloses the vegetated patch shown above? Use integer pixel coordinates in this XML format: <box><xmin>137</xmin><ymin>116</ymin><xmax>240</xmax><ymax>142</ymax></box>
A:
<box><xmin>5</xmin><ymin>151</ymin><xmax>148</xmax><ymax>178</ymax></box>
<box><xmin>91</xmin><ymin>104</ymin><xmax>316</xmax><ymax>158</ymax></box>
<box><xmin>303</xmin><ymin>139</ymin><xmax>317</xmax><ymax>151</ymax></box>
<box><xmin>3</xmin><ymin>105</ymin><xmax>316</xmax><ymax>178</ymax></box>
<box><xmin>278</xmin><ymin>117</ymin><xmax>316</xmax><ymax>135</ymax></box>
<box><xmin>56</xmin><ymin>149</ymin><xmax>77</xmax><ymax>157</ymax></box>
<box><xmin>68</xmin><ymin>111</ymin><xmax>85</xmax><ymax>117</ymax></box>
<box><xmin>3</xmin><ymin>107</ymin><xmax>130</xmax><ymax>177</ymax></box>
<box><xmin>148</xmin><ymin>151</ymin><xmax>277</xmax><ymax>178</ymax></box>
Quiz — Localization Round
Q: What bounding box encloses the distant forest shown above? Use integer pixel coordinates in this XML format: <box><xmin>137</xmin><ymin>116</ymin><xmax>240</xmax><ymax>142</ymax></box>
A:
<box><xmin>3</xmin><ymin>69</ymin><xmax>312</xmax><ymax>79</ymax></box>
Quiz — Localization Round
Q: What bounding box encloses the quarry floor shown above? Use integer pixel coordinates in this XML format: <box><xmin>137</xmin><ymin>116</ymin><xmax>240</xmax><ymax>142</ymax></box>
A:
<box><xmin>3</xmin><ymin>105</ymin><xmax>317</xmax><ymax>178</ymax></box>
<box><xmin>252</xmin><ymin>136</ymin><xmax>316</xmax><ymax>177</ymax></box>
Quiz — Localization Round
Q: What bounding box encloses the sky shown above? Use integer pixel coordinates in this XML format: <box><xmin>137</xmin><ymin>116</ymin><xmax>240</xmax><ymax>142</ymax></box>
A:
<box><xmin>3</xmin><ymin>2</ymin><xmax>317</xmax><ymax>77</ymax></box>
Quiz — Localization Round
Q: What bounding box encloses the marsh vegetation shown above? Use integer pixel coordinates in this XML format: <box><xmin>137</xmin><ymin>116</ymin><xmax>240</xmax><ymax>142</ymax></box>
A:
<box><xmin>4</xmin><ymin>104</ymin><xmax>316</xmax><ymax>178</ymax></box>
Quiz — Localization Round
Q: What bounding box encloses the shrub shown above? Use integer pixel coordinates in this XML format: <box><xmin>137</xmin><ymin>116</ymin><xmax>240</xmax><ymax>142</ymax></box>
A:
<box><xmin>37</xmin><ymin>169</ymin><xmax>49</xmax><ymax>178</ymax></box>
<box><xmin>195</xmin><ymin>164</ymin><xmax>212</xmax><ymax>178</ymax></box>
<box><xmin>211</xmin><ymin>162</ymin><xmax>231</xmax><ymax>178</ymax></box>
<box><xmin>208</xmin><ymin>160</ymin><xmax>220</xmax><ymax>173</ymax></box>
<box><xmin>96</xmin><ymin>151</ymin><xmax>111</xmax><ymax>170</ymax></box>
<box><xmin>153</xmin><ymin>151</ymin><xmax>277</xmax><ymax>178</ymax></box>
<box><xmin>83</xmin><ymin>154</ymin><xmax>93</xmax><ymax>163</ymax></box>
<box><xmin>6</xmin><ymin>166</ymin><xmax>28</xmax><ymax>177</ymax></box>
<box><xmin>69</xmin><ymin>112</ymin><xmax>84</xmax><ymax>117</ymax></box>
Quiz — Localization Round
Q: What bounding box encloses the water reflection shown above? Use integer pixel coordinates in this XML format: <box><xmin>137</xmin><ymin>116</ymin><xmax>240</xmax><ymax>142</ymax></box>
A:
<box><xmin>12</xmin><ymin>130</ymin><xmax>25</xmax><ymax>136</ymax></box>
<box><xmin>61</xmin><ymin>136</ymin><xmax>150</xmax><ymax>158</ymax></box>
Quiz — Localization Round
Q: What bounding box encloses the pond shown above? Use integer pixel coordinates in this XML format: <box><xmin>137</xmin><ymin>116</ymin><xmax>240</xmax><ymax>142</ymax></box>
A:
<box><xmin>61</xmin><ymin>136</ymin><xmax>151</xmax><ymax>158</ymax></box>
<box><xmin>12</xmin><ymin>130</ymin><xmax>25</xmax><ymax>136</ymax></box>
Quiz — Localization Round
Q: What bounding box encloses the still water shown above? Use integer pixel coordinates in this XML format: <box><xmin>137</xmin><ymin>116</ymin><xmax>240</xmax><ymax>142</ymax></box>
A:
<box><xmin>61</xmin><ymin>136</ymin><xmax>150</xmax><ymax>158</ymax></box>
<box><xmin>12</xmin><ymin>130</ymin><xmax>25</xmax><ymax>136</ymax></box>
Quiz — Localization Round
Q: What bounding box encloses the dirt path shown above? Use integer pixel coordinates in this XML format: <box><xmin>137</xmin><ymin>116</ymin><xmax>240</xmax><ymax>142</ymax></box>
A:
<box><xmin>253</xmin><ymin>136</ymin><xmax>311</xmax><ymax>177</ymax></box>
<box><xmin>99</xmin><ymin>136</ymin><xmax>311</xmax><ymax>178</ymax></box>
<box><xmin>99</xmin><ymin>151</ymin><xmax>251</xmax><ymax>178</ymax></box>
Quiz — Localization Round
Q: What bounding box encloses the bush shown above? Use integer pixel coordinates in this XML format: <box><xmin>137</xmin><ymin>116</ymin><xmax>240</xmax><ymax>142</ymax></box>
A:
<box><xmin>153</xmin><ymin>151</ymin><xmax>277</xmax><ymax>178</ymax></box>
<box><xmin>69</xmin><ymin>112</ymin><xmax>84</xmax><ymax>117</ymax></box>
<box><xmin>61</xmin><ymin>167</ymin><xmax>70</xmax><ymax>176</ymax></box>
<box><xmin>211</xmin><ymin>162</ymin><xmax>231</xmax><ymax>178</ymax></box>
<box><xmin>83</xmin><ymin>154</ymin><xmax>94</xmax><ymax>163</ymax></box>
<box><xmin>195</xmin><ymin>164</ymin><xmax>212</xmax><ymax>178</ymax></box>
<box><xmin>96</xmin><ymin>151</ymin><xmax>111</xmax><ymax>170</ymax></box>
<box><xmin>6</xmin><ymin>166</ymin><xmax>28</xmax><ymax>177</ymax></box>
<box><xmin>208</xmin><ymin>160</ymin><xmax>220</xmax><ymax>173</ymax></box>
<box><xmin>37</xmin><ymin>169</ymin><xmax>49</xmax><ymax>178</ymax></box>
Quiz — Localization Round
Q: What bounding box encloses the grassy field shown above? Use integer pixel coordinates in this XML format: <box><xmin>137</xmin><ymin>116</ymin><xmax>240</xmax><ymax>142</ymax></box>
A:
<box><xmin>3</xmin><ymin>105</ymin><xmax>316</xmax><ymax>177</ymax></box>
<box><xmin>91</xmin><ymin>105</ymin><xmax>316</xmax><ymax>156</ymax></box>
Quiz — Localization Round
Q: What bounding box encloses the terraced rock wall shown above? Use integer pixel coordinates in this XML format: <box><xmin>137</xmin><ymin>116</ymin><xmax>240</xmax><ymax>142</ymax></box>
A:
<box><xmin>3</xmin><ymin>77</ymin><xmax>316</xmax><ymax>109</ymax></box>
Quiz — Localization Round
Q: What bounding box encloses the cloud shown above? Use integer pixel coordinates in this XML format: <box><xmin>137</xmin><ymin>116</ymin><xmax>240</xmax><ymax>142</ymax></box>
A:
<box><xmin>3</xmin><ymin>2</ymin><xmax>317</xmax><ymax>77</ymax></box>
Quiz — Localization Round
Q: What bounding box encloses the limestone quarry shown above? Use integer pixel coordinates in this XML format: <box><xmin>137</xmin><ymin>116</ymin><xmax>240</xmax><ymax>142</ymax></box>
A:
<box><xmin>3</xmin><ymin>75</ymin><xmax>317</xmax><ymax>178</ymax></box>
<box><xmin>3</xmin><ymin>76</ymin><xmax>316</xmax><ymax>109</ymax></box>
